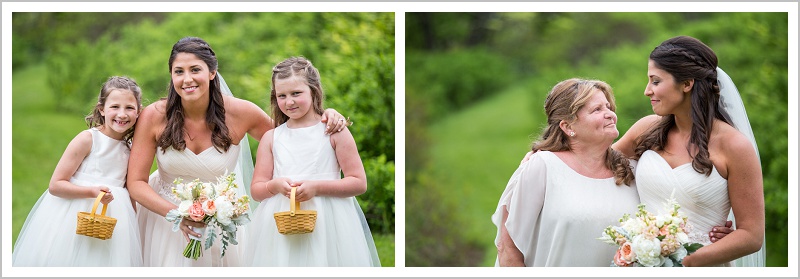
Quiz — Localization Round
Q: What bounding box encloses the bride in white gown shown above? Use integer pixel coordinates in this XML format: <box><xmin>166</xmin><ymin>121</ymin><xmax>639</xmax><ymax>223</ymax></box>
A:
<box><xmin>127</xmin><ymin>37</ymin><xmax>349</xmax><ymax>266</ymax></box>
<box><xmin>613</xmin><ymin>36</ymin><xmax>765</xmax><ymax>267</ymax></box>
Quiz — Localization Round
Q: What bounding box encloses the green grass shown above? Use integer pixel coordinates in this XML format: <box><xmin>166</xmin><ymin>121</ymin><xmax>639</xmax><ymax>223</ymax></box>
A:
<box><xmin>11</xmin><ymin>64</ymin><xmax>396</xmax><ymax>265</ymax></box>
<box><xmin>427</xmin><ymin>81</ymin><xmax>548</xmax><ymax>266</ymax></box>
<box><xmin>12</xmin><ymin>64</ymin><xmax>86</xmax><ymax>247</ymax></box>
<box><xmin>373</xmin><ymin>233</ymin><xmax>395</xmax><ymax>267</ymax></box>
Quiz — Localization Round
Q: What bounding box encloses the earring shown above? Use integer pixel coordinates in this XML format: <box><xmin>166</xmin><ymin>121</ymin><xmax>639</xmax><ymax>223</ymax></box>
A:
<box><xmin>569</xmin><ymin>131</ymin><xmax>575</xmax><ymax>137</ymax></box>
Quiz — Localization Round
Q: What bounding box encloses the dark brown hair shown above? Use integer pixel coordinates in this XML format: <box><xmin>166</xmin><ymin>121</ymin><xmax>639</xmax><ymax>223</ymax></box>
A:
<box><xmin>157</xmin><ymin>37</ymin><xmax>232</xmax><ymax>153</ymax></box>
<box><xmin>634</xmin><ymin>35</ymin><xmax>732</xmax><ymax>176</ymax></box>
<box><xmin>532</xmin><ymin>78</ymin><xmax>634</xmax><ymax>186</ymax></box>
<box><xmin>269</xmin><ymin>56</ymin><xmax>325</xmax><ymax>127</ymax></box>
<box><xmin>85</xmin><ymin>76</ymin><xmax>143</xmax><ymax>147</ymax></box>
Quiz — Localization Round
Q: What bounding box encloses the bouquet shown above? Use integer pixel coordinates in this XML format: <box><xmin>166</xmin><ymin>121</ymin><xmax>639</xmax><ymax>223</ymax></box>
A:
<box><xmin>165</xmin><ymin>172</ymin><xmax>251</xmax><ymax>260</ymax></box>
<box><xmin>598</xmin><ymin>195</ymin><xmax>703</xmax><ymax>267</ymax></box>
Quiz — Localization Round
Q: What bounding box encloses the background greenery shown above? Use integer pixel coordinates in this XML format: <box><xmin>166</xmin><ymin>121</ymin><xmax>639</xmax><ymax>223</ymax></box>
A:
<box><xmin>11</xmin><ymin>12</ymin><xmax>395</xmax><ymax>266</ymax></box>
<box><xmin>405</xmin><ymin>12</ymin><xmax>788</xmax><ymax>267</ymax></box>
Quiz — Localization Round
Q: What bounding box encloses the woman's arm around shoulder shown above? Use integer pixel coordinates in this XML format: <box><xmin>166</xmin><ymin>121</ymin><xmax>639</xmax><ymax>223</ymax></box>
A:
<box><xmin>612</xmin><ymin>114</ymin><xmax>661</xmax><ymax>158</ymax></box>
<box><xmin>224</xmin><ymin>95</ymin><xmax>274</xmax><ymax>143</ymax></box>
<box><xmin>126</xmin><ymin>102</ymin><xmax>175</xmax><ymax>216</ymax></box>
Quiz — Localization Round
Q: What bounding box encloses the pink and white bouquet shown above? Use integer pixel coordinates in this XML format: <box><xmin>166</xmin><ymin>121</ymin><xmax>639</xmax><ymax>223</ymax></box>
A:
<box><xmin>165</xmin><ymin>172</ymin><xmax>251</xmax><ymax>260</ymax></box>
<box><xmin>598</xmin><ymin>195</ymin><xmax>703</xmax><ymax>267</ymax></box>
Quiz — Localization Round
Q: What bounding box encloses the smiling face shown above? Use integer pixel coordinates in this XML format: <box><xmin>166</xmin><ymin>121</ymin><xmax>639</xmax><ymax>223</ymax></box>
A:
<box><xmin>645</xmin><ymin>59</ymin><xmax>692</xmax><ymax>116</ymax></box>
<box><xmin>171</xmin><ymin>52</ymin><xmax>216</xmax><ymax>103</ymax></box>
<box><xmin>273</xmin><ymin>76</ymin><xmax>318</xmax><ymax>126</ymax></box>
<box><xmin>568</xmin><ymin>88</ymin><xmax>619</xmax><ymax>143</ymax></box>
<box><xmin>99</xmin><ymin>89</ymin><xmax>140</xmax><ymax>139</ymax></box>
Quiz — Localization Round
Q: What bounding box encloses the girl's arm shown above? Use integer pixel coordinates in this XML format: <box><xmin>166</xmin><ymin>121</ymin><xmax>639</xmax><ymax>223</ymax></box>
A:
<box><xmin>126</xmin><ymin>104</ymin><xmax>178</xmax><ymax>217</ymax></box>
<box><xmin>49</xmin><ymin>130</ymin><xmax>114</xmax><ymax>203</ymax></box>
<box><xmin>251</xmin><ymin>129</ymin><xmax>292</xmax><ymax>202</ymax></box>
<box><xmin>681</xmin><ymin>131</ymin><xmax>765</xmax><ymax>266</ymax></box>
<box><xmin>294</xmin><ymin>126</ymin><xmax>367</xmax><ymax>202</ymax></box>
<box><xmin>611</xmin><ymin>114</ymin><xmax>660</xmax><ymax>158</ymax></box>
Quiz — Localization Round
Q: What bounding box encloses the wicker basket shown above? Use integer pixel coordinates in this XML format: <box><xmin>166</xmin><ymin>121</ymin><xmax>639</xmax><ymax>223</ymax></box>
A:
<box><xmin>274</xmin><ymin>187</ymin><xmax>317</xmax><ymax>235</ymax></box>
<box><xmin>76</xmin><ymin>192</ymin><xmax>117</xmax><ymax>240</ymax></box>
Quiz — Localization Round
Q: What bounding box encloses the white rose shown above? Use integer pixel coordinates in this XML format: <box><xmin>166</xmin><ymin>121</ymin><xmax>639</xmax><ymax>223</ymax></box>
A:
<box><xmin>655</xmin><ymin>215</ymin><xmax>668</xmax><ymax>227</ymax></box>
<box><xmin>214</xmin><ymin>196</ymin><xmax>234</xmax><ymax>225</ymax></box>
<box><xmin>631</xmin><ymin>234</ymin><xmax>663</xmax><ymax>267</ymax></box>
<box><xmin>178</xmin><ymin>200</ymin><xmax>193</xmax><ymax>215</ymax></box>
<box><xmin>670</xmin><ymin>245</ymin><xmax>688</xmax><ymax>262</ymax></box>
<box><xmin>662</xmin><ymin>258</ymin><xmax>674</xmax><ymax>267</ymax></box>
<box><xmin>622</xmin><ymin>218</ymin><xmax>645</xmax><ymax>236</ymax></box>
<box><xmin>676</xmin><ymin>232</ymin><xmax>689</xmax><ymax>243</ymax></box>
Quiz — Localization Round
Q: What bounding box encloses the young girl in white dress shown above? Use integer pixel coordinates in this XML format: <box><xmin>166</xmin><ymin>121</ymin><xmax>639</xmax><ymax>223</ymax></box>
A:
<box><xmin>246</xmin><ymin>57</ymin><xmax>380</xmax><ymax>266</ymax></box>
<box><xmin>12</xmin><ymin>76</ymin><xmax>143</xmax><ymax>266</ymax></box>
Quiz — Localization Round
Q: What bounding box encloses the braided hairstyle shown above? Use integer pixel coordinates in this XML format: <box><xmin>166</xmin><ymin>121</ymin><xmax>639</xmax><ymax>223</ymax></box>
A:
<box><xmin>269</xmin><ymin>57</ymin><xmax>325</xmax><ymax>127</ymax></box>
<box><xmin>634</xmin><ymin>35</ymin><xmax>732</xmax><ymax>176</ymax></box>
<box><xmin>532</xmin><ymin>78</ymin><xmax>635</xmax><ymax>186</ymax></box>
<box><xmin>158</xmin><ymin>37</ymin><xmax>232</xmax><ymax>153</ymax></box>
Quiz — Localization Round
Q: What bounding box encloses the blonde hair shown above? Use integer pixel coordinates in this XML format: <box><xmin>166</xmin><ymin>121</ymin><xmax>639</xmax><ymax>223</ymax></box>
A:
<box><xmin>531</xmin><ymin>78</ymin><xmax>634</xmax><ymax>186</ymax></box>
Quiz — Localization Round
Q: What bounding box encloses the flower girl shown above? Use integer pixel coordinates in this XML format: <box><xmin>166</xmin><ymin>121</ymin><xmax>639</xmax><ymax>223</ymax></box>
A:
<box><xmin>12</xmin><ymin>76</ymin><xmax>143</xmax><ymax>266</ymax></box>
<box><xmin>246</xmin><ymin>57</ymin><xmax>380</xmax><ymax>266</ymax></box>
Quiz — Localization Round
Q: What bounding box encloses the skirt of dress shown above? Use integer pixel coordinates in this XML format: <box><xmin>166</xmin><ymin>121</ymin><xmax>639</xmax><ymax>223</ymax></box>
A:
<box><xmin>12</xmin><ymin>179</ymin><xmax>142</xmax><ymax>266</ymax></box>
<box><xmin>245</xmin><ymin>195</ymin><xmax>381</xmax><ymax>267</ymax></box>
<box><xmin>137</xmin><ymin>172</ymin><xmax>245</xmax><ymax>267</ymax></box>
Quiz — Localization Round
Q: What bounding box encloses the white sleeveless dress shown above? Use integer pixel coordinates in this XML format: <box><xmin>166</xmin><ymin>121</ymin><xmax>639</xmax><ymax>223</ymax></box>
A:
<box><xmin>491</xmin><ymin>151</ymin><xmax>641</xmax><ymax>266</ymax></box>
<box><xmin>635</xmin><ymin>150</ymin><xmax>732</xmax><ymax>266</ymax></box>
<box><xmin>137</xmin><ymin>143</ymin><xmax>247</xmax><ymax>266</ymax></box>
<box><xmin>245</xmin><ymin>122</ymin><xmax>380</xmax><ymax>266</ymax></box>
<box><xmin>13</xmin><ymin>128</ymin><xmax>142</xmax><ymax>266</ymax></box>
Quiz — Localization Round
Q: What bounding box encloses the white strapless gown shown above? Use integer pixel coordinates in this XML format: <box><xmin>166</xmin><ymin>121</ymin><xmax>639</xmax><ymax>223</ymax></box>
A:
<box><xmin>137</xmin><ymin>144</ymin><xmax>247</xmax><ymax>267</ymax></box>
<box><xmin>636</xmin><ymin>150</ymin><xmax>732</xmax><ymax>266</ymax></box>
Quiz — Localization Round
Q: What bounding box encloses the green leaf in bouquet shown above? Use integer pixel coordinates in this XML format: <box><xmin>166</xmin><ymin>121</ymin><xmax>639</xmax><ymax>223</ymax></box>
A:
<box><xmin>684</xmin><ymin>243</ymin><xmax>703</xmax><ymax>254</ymax></box>
<box><xmin>232</xmin><ymin>214</ymin><xmax>251</xmax><ymax>226</ymax></box>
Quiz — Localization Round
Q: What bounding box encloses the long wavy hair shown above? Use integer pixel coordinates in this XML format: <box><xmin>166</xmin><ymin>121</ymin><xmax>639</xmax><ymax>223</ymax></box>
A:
<box><xmin>85</xmin><ymin>76</ymin><xmax>143</xmax><ymax>148</ymax></box>
<box><xmin>269</xmin><ymin>57</ymin><xmax>325</xmax><ymax>127</ymax></box>
<box><xmin>532</xmin><ymin>78</ymin><xmax>634</xmax><ymax>186</ymax></box>
<box><xmin>634</xmin><ymin>35</ymin><xmax>732</xmax><ymax>176</ymax></box>
<box><xmin>157</xmin><ymin>37</ymin><xmax>232</xmax><ymax>153</ymax></box>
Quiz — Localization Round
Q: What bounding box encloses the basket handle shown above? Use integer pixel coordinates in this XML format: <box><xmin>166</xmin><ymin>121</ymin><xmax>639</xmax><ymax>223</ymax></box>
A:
<box><xmin>289</xmin><ymin>187</ymin><xmax>300</xmax><ymax>216</ymax></box>
<box><xmin>91</xmin><ymin>192</ymin><xmax>109</xmax><ymax>218</ymax></box>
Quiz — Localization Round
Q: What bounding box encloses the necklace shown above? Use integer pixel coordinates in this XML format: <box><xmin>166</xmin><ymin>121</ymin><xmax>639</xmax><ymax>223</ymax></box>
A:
<box><xmin>185</xmin><ymin>129</ymin><xmax>195</xmax><ymax>141</ymax></box>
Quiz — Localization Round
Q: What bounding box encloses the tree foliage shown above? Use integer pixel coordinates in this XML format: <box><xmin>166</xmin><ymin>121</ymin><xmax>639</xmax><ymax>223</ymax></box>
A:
<box><xmin>406</xmin><ymin>12</ymin><xmax>788</xmax><ymax>266</ymax></box>
<box><xmin>16</xmin><ymin>12</ymin><xmax>395</xmax><ymax>233</ymax></box>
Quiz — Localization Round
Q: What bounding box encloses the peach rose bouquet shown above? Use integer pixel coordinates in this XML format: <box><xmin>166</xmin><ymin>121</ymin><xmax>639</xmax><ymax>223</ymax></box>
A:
<box><xmin>165</xmin><ymin>172</ymin><xmax>251</xmax><ymax>260</ymax></box>
<box><xmin>598</xmin><ymin>194</ymin><xmax>703</xmax><ymax>267</ymax></box>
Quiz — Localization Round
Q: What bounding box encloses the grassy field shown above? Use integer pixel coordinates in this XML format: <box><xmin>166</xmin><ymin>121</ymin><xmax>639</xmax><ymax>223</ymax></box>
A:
<box><xmin>426</xmin><ymin>80</ymin><xmax>547</xmax><ymax>266</ymax></box>
<box><xmin>11</xmin><ymin>64</ymin><xmax>395</xmax><ymax>267</ymax></box>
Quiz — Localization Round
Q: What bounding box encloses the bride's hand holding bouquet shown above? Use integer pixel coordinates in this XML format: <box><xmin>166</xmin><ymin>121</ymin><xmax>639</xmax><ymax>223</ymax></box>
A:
<box><xmin>165</xmin><ymin>172</ymin><xmax>251</xmax><ymax>260</ymax></box>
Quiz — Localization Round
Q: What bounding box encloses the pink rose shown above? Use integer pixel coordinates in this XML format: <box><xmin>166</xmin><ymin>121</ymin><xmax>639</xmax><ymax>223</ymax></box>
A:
<box><xmin>189</xmin><ymin>201</ymin><xmax>205</xmax><ymax>222</ymax></box>
<box><xmin>203</xmin><ymin>199</ymin><xmax>217</xmax><ymax>216</ymax></box>
<box><xmin>616</xmin><ymin>242</ymin><xmax>635</xmax><ymax>266</ymax></box>
<box><xmin>659</xmin><ymin>226</ymin><xmax>670</xmax><ymax>236</ymax></box>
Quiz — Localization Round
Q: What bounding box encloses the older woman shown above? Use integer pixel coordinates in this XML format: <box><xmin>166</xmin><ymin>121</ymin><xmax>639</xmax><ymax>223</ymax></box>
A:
<box><xmin>492</xmin><ymin>78</ymin><xmax>640</xmax><ymax>266</ymax></box>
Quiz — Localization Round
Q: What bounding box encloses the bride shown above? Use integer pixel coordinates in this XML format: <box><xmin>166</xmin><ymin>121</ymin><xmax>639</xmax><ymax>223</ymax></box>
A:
<box><xmin>127</xmin><ymin>37</ymin><xmax>349</xmax><ymax>266</ymax></box>
<box><xmin>612</xmin><ymin>36</ymin><xmax>765</xmax><ymax>266</ymax></box>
